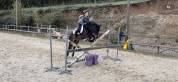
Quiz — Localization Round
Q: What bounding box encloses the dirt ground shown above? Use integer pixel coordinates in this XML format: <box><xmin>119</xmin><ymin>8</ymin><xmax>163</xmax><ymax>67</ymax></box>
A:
<box><xmin>1</xmin><ymin>32</ymin><xmax>178</xmax><ymax>82</ymax></box>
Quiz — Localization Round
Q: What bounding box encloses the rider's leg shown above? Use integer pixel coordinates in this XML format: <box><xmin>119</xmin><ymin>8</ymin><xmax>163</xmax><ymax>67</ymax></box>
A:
<box><xmin>75</xmin><ymin>24</ymin><xmax>82</xmax><ymax>37</ymax></box>
<box><xmin>80</xmin><ymin>25</ymin><xmax>84</xmax><ymax>33</ymax></box>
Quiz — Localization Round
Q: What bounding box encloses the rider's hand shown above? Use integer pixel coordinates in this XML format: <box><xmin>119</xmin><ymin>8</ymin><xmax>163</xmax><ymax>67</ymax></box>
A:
<box><xmin>79</xmin><ymin>15</ymin><xmax>84</xmax><ymax>18</ymax></box>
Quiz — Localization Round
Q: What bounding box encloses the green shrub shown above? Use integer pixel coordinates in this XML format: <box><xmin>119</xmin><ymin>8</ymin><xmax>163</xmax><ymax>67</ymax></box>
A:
<box><xmin>23</xmin><ymin>16</ymin><xmax>35</xmax><ymax>26</ymax></box>
<box><xmin>0</xmin><ymin>16</ymin><xmax>15</xmax><ymax>25</ymax></box>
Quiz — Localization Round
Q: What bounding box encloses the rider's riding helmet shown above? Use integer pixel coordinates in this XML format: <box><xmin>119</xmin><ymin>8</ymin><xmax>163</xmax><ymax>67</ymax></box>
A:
<box><xmin>83</xmin><ymin>10</ymin><xmax>88</xmax><ymax>13</ymax></box>
<box><xmin>83</xmin><ymin>10</ymin><xmax>89</xmax><ymax>16</ymax></box>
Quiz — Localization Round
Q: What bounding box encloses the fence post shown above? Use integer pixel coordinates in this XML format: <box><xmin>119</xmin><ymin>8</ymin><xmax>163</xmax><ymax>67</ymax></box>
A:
<box><xmin>47</xmin><ymin>26</ymin><xmax>49</xmax><ymax>34</ymax></box>
<box><xmin>5</xmin><ymin>25</ymin><xmax>7</xmax><ymax>30</ymax></box>
<box><xmin>157</xmin><ymin>46</ymin><xmax>160</xmax><ymax>54</ymax></box>
<box><xmin>157</xmin><ymin>37</ymin><xmax>160</xmax><ymax>54</ymax></box>
<box><xmin>19</xmin><ymin>26</ymin><xmax>21</xmax><ymax>31</ymax></box>
<box><xmin>13</xmin><ymin>25</ymin><xmax>15</xmax><ymax>30</ymax></box>
<box><xmin>27</xmin><ymin>26</ymin><xmax>29</xmax><ymax>32</ymax></box>
<box><xmin>37</xmin><ymin>24</ymin><xmax>41</xmax><ymax>33</ymax></box>
<box><xmin>14</xmin><ymin>25</ymin><xmax>16</xmax><ymax>30</ymax></box>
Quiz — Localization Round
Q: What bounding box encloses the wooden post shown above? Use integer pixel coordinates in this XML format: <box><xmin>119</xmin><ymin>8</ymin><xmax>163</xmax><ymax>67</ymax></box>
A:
<box><xmin>37</xmin><ymin>27</ymin><xmax>40</xmax><ymax>33</ymax></box>
<box><xmin>157</xmin><ymin>46</ymin><xmax>160</xmax><ymax>54</ymax></box>
<box><xmin>16</xmin><ymin>0</ymin><xmax>18</xmax><ymax>28</ymax></box>
<box><xmin>28</xmin><ymin>26</ymin><xmax>30</xmax><ymax>32</ymax></box>
<box><xmin>37</xmin><ymin>24</ymin><xmax>41</xmax><ymax>33</ymax></box>
<box><xmin>47</xmin><ymin>25</ymin><xmax>49</xmax><ymax>34</ymax></box>
<box><xmin>126</xmin><ymin>0</ymin><xmax>131</xmax><ymax>39</ymax></box>
<box><xmin>13</xmin><ymin>25</ymin><xmax>15</xmax><ymax>30</ymax></box>
<box><xmin>5</xmin><ymin>25</ymin><xmax>7</xmax><ymax>30</ymax></box>
<box><xmin>157</xmin><ymin>37</ymin><xmax>160</xmax><ymax>54</ymax></box>
<box><xmin>14</xmin><ymin>25</ymin><xmax>16</xmax><ymax>30</ymax></box>
<box><xmin>118</xmin><ymin>27</ymin><xmax>121</xmax><ymax>44</ymax></box>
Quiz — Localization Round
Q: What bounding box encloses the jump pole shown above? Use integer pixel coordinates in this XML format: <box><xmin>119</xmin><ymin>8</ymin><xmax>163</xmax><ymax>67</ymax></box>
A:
<box><xmin>109</xmin><ymin>27</ymin><xmax>122</xmax><ymax>61</ymax></box>
<box><xmin>49</xmin><ymin>25</ymin><xmax>53</xmax><ymax>70</ymax></box>
<box><xmin>67</xmin><ymin>30</ymin><xmax>111</xmax><ymax>67</ymax></box>
<box><xmin>59</xmin><ymin>26</ymin><xmax>72</xmax><ymax>74</ymax></box>
<box><xmin>103</xmin><ymin>31</ymin><xmax>111</xmax><ymax>59</ymax></box>
<box><xmin>46</xmin><ymin>25</ymin><xmax>61</xmax><ymax>72</ymax></box>
<box><xmin>114</xmin><ymin>35</ymin><xmax>122</xmax><ymax>61</ymax></box>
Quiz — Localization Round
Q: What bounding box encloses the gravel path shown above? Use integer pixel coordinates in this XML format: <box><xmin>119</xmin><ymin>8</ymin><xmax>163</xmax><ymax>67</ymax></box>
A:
<box><xmin>1</xmin><ymin>32</ymin><xmax>178</xmax><ymax>82</ymax></box>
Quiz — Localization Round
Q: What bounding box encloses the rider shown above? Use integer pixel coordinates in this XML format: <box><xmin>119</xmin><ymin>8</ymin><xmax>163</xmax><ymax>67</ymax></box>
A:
<box><xmin>75</xmin><ymin>10</ymin><xmax>90</xmax><ymax>35</ymax></box>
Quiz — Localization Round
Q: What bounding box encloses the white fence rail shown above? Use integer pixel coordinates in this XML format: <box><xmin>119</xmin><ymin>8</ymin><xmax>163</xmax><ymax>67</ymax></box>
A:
<box><xmin>0</xmin><ymin>25</ymin><xmax>59</xmax><ymax>35</ymax></box>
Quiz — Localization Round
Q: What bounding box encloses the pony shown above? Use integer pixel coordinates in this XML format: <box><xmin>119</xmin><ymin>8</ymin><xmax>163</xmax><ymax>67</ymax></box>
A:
<box><xmin>67</xmin><ymin>21</ymin><xmax>100</xmax><ymax>57</ymax></box>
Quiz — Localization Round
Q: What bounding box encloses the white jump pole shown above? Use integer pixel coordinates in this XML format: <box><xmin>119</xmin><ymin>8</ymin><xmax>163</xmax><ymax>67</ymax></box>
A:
<box><xmin>46</xmin><ymin>25</ymin><xmax>61</xmax><ymax>72</ymax></box>
<box><xmin>103</xmin><ymin>31</ymin><xmax>111</xmax><ymax>59</ymax></box>
<box><xmin>112</xmin><ymin>32</ymin><xmax>122</xmax><ymax>61</ymax></box>
<box><xmin>49</xmin><ymin>25</ymin><xmax>53</xmax><ymax>70</ymax></box>
<box><xmin>59</xmin><ymin>26</ymin><xmax>72</xmax><ymax>75</ymax></box>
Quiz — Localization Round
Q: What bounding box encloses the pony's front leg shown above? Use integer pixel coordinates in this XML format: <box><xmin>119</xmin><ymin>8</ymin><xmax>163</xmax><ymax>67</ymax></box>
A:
<box><xmin>72</xmin><ymin>46</ymin><xmax>76</xmax><ymax>57</ymax></box>
<box><xmin>66</xmin><ymin>51</ymin><xmax>69</xmax><ymax>57</ymax></box>
<box><xmin>67</xmin><ymin>42</ymin><xmax>73</xmax><ymax>57</ymax></box>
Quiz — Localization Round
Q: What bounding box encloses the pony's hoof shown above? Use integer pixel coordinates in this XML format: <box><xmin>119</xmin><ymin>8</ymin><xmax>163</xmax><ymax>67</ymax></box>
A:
<box><xmin>89</xmin><ymin>39</ymin><xmax>95</xmax><ymax>42</ymax></box>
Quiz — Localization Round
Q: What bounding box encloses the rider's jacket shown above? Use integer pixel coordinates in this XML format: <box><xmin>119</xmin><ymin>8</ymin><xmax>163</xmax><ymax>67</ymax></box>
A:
<box><xmin>78</xmin><ymin>15</ymin><xmax>89</xmax><ymax>25</ymax></box>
